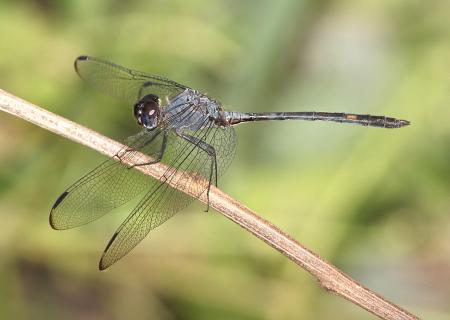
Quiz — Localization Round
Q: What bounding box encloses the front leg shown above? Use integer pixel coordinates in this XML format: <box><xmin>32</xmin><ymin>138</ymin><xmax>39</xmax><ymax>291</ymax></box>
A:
<box><xmin>116</xmin><ymin>131</ymin><xmax>168</xmax><ymax>169</ymax></box>
<box><xmin>176</xmin><ymin>131</ymin><xmax>218</xmax><ymax>212</ymax></box>
<box><xmin>128</xmin><ymin>131</ymin><xmax>168</xmax><ymax>169</ymax></box>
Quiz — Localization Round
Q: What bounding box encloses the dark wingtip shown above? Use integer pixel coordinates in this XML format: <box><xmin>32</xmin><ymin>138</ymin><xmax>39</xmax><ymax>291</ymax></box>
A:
<box><xmin>74</xmin><ymin>55</ymin><xmax>90</xmax><ymax>74</ymax></box>
<box><xmin>98</xmin><ymin>259</ymin><xmax>107</xmax><ymax>271</ymax></box>
<box><xmin>98</xmin><ymin>255</ymin><xmax>110</xmax><ymax>271</ymax></box>
<box><xmin>49</xmin><ymin>191</ymin><xmax>69</xmax><ymax>230</ymax></box>
<box><xmin>49</xmin><ymin>215</ymin><xmax>58</xmax><ymax>230</ymax></box>
<box><xmin>77</xmin><ymin>55</ymin><xmax>90</xmax><ymax>61</ymax></box>
<box><xmin>98</xmin><ymin>232</ymin><xmax>119</xmax><ymax>270</ymax></box>
<box><xmin>52</xmin><ymin>191</ymin><xmax>68</xmax><ymax>210</ymax></box>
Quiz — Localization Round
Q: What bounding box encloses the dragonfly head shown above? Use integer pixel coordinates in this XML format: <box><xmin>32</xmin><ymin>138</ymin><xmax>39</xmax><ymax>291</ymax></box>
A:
<box><xmin>133</xmin><ymin>94</ymin><xmax>161</xmax><ymax>130</ymax></box>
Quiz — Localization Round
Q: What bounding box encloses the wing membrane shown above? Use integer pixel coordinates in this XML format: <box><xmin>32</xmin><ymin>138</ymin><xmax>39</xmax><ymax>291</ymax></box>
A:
<box><xmin>74</xmin><ymin>56</ymin><xmax>187</xmax><ymax>104</ymax></box>
<box><xmin>99</xmin><ymin>120</ymin><xmax>236</xmax><ymax>269</ymax></box>
<box><xmin>50</xmin><ymin>129</ymin><xmax>165</xmax><ymax>229</ymax></box>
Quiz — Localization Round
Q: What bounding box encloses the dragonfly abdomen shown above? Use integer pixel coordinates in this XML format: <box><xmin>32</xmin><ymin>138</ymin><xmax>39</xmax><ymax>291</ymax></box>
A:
<box><xmin>224</xmin><ymin>111</ymin><xmax>410</xmax><ymax>128</ymax></box>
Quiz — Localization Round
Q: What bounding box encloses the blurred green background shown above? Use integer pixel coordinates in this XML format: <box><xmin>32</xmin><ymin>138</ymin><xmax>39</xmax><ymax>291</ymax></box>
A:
<box><xmin>0</xmin><ymin>0</ymin><xmax>449</xmax><ymax>319</ymax></box>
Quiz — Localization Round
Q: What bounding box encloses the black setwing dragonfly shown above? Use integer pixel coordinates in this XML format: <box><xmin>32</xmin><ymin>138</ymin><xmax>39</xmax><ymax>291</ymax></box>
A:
<box><xmin>50</xmin><ymin>56</ymin><xmax>410</xmax><ymax>270</ymax></box>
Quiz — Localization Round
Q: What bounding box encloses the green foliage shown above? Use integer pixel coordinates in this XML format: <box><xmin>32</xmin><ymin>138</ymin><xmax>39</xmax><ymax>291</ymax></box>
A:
<box><xmin>0</xmin><ymin>0</ymin><xmax>448</xmax><ymax>319</ymax></box>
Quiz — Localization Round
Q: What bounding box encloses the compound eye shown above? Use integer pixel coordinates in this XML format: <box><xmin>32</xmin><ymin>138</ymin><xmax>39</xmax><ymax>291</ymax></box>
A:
<box><xmin>140</xmin><ymin>99</ymin><xmax>160</xmax><ymax>129</ymax></box>
<box><xmin>133</xmin><ymin>94</ymin><xmax>161</xmax><ymax>129</ymax></box>
<box><xmin>143</xmin><ymin>100</ymin><xmax>159</xmax><ymax>119</ymax></box>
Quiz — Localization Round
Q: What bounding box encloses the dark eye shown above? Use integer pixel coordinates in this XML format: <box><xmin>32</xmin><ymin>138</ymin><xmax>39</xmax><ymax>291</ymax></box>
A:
<box><xmin>143</xmin><ymin>100</ymin><xmax>159</xmax><ymax>118</ymax></box>
<box><xmin>133</xmin><ymin>94</ymin><xmax>161</xmax><ymax>129</ymax></box>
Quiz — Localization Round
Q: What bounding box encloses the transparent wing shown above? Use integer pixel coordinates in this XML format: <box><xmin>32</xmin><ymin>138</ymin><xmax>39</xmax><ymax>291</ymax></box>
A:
<box><xmin>49</xmin><ymin>129</ymin><xmax>166</xmax><ymax>230</ymax></box>
<box><xmin>74</xmin><ymin>55</ymin><xmax>187</xmax><ymax>104</ymax></box>
<box><xmin>99</xmin><ymin>120</ymin><xmax>237</xmax><ymax>269</ymax></box>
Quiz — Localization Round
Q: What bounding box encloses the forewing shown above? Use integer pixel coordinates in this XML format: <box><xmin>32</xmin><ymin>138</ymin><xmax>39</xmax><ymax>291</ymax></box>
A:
<box><xmin>50</xmin><ymin>129</ymin><xmax>165</xmax><ymax>230</ymax></box>
<box><xmin>74</xmin><ymin>56</ymin><xmax>187</xmax><ymax>104</ymax></box>
<box><xmin>99</xmin><ymin>121</ymin><xmax>237</xmax><ymax>269</ymax></box>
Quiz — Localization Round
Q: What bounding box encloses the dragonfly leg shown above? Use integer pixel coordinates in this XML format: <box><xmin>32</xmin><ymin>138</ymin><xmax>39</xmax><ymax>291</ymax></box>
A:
<box><xmin>114</xmin><ymin>130</ymin><xmax>162</xmax><ymax>164</ymax></box>
<box><xmin>177</xmin><ymin>132</ymin><xmax>217</xmax><ymax>212</ymax></box>
<box><xmin>127</xmin><ymin>131</ymin><xmax>168</xmax><ymax>169</ymax></box>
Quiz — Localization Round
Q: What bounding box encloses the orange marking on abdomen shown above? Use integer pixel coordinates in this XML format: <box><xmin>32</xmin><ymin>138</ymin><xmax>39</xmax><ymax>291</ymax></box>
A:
<box><xmin>346</xmin><ymin>114</ymin><xmax>358</xmax><ymax>120</ymax></box>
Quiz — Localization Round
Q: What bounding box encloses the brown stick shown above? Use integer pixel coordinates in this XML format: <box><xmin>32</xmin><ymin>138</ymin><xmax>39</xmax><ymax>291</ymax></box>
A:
<box><xmin>0</xmin><ymin>89</ymin><xmax>420</xmax><ymax>320</ymax></box>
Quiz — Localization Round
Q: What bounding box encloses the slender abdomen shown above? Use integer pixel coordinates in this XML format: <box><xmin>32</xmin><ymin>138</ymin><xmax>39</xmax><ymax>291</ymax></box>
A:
<box><xmin>224</xmin><ymin>111</ymin><xmax>410</xmax><ymax>129</ymax></box>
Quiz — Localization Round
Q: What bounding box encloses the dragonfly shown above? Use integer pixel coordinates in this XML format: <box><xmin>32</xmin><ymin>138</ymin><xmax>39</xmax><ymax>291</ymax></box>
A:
<box><xmin>50</xmin><ymin>56</ymin><xmax>410</xmax><ymax>270</ymax></box>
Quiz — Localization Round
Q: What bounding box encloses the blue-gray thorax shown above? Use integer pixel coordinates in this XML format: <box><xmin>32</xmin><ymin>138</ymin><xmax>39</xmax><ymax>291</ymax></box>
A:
<box><xmin>162</xmin><ymin>88</ymin><xmax>225</xmax><ymax>131</ymax></box>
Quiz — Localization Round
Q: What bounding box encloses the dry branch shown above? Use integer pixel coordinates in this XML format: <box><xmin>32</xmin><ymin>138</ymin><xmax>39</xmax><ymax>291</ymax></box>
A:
<box><xmin>0</xmin><ymin>89</ymin><xmax>420</xmax><ymax>320</ymax></box>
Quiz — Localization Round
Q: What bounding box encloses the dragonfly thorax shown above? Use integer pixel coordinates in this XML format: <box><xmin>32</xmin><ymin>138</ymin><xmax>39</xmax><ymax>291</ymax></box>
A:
<box><xmin>133</xmin><ymin>94</ymin><xmax>161</xmax><ymax>130</ymax></box>
<box><xmin>163</xmin><ymin>89</ymin><xmax>226</xmax><ymax>131</ymax></box>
